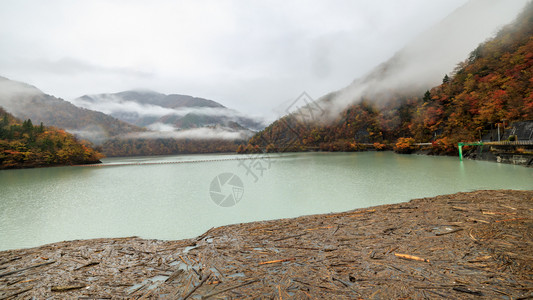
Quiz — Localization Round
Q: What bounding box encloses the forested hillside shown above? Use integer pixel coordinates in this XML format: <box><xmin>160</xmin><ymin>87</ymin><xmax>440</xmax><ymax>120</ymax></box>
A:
<box><xmin>244</xmin><ymin>2</ymin><xmax>533</xmax><ymax>155</ymax></box>
<box><xmin>409</xmin><ymin>2</ymin><xmax>533</xmax><ymax>149</ymax></box>
<box><xmin>101</xmin><ymin>138</ymin><xmax>241</xmax><ymax>157</ymax></box>
<box><xmin>0</xmin><ymin>107</ymin><xmax>103</xmax><ymax>169</ymax></box>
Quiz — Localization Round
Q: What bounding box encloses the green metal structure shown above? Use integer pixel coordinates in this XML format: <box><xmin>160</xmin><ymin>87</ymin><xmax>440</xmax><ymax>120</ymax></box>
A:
<box><xmin>457</xmin><ymin>142</ymin><xmax>484</xmax><ymax>161</ymax></box>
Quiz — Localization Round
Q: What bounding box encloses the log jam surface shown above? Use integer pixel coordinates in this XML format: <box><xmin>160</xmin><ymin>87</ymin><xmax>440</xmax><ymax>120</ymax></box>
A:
<box><xmin>1</xmin><ymin>190</ymin><xmax>532</xmax><ymax>299</ymax></box>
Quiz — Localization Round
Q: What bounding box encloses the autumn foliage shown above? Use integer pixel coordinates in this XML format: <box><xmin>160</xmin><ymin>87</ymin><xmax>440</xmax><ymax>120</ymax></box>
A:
<box><xmin>0</xmin><ymin>107</ymin><xmax>103</xmax><ymax>169</ymax></box>
<box><xmin>393</xmin><ymin>138</ymin><xmax>415</xmax><ymax>154</ymax></box>
<box><xmin>101</xmin><ymin>138</ymin><xmax>241</xmax><ymax>157</ymax></box>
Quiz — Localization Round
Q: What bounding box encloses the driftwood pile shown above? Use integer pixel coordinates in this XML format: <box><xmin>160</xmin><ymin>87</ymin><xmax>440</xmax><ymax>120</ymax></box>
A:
<box><xmin>1</xmin><ymin>189</ymin><xmax>532</xmax><ymax>299</ymax></box>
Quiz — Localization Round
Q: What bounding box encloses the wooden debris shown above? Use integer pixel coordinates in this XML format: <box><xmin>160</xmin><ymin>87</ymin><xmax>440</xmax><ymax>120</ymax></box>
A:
<box><xmin>467</xmin><ymin>218</ymin><xmax>490</xmax><ymax>224</ymax></box>
<box><xmin>500</xmin><ymin>205</ymin><xmax>517</xmax><ymax>210</ymax></box>
<box><xmin>495</xmin><ymin>217</ymin><xmax>528</xmax><ymax>223</ymax></box>
<box><xmin>74</xmin><ymin>261</ymin><xmax>99</xmax><ymax>270</ymax></box>
<box><xmin>0</xmin><ymin>286</ymin><xmax>33</xmax><ymax>300</ymax></box>
<box><xmin>0</xmin><ymin>257</ymin><xmax>21</xmax><ymax>266</ymax></box>
<box><xmin>202</xmin><ymin>279</ymin><xmax>260</xmax><ymax>299</ymax></box>
<box><xmin>452</xmin><ymin>206</ymin><xmax>468</xmax><ymax>211</ymax></box>
<box><xmin>273</xmin><ymin>233</ymin><xmax>306</xmax><ymax>242</ymax></box>
<box><xmin>0</xmin><ymin>261</ymin><xmax>55</xmax><ymax>278</ymax></box>
<box><xmin>51</xmin><ymin>285</ymin><xmax>87</xmax><ymax>292</ymax></box>
<box><xmin>182</xmin><ymin>273</ymin><xmax>211</xmax><ymax>300</ymax></box>
<box><xmin>482</xmin><ymin>211</ymin><xmax>516</xmax><ymax>215</ymax></box>
<box><xmin>435</xmin><ymin>228</ymin><xmax>464</xmax><ymax>236</ymax></box>
<box><xmin>394</xmin><ymin>253</ymin><xmax>430</xmax><ymax>263</ymax></box>
<box><xmin>452</xmin><ymin>285</ymin><xmax>483</xmax><ymax>296</ymax></box>
<box><xmin>128</xmin><ymin>283</ymin><xmax>147</xmax><ymax>295</ymax></box>
<box><xmin>305</xmin><ymin>225</ymin><xmax>334</xmax><ymax>231</ymax></box>
<box><xmin>165</xmin><ymin>269</ymin><xmax>184</xmax><ymax>283</ymax></box>
<box><xmin>259</xmin><ymin>258</ymin><xmax>295</xmax><ymax>265</ymax></box>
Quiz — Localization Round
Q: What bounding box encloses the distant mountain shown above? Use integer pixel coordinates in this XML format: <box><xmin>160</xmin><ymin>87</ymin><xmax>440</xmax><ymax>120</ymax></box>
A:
<box><xmin>0</xmin><ymin>106</ymin><xmax>103</xmax><ymax>169</ymax></box>
<box><xmin>108</xmin><ymin>90</ymin><xmax>224</xmax><ymax>108</ymax></box>
<box><xmin>0</xmin><ymin>77</ymin><xmax>257</xmax><ymax>156</ymax></box>
<box><xmin>73</xmin><ymin>90</ymin><xmax>265</xmax><ymax>131</ymax></box>
<box><xmin>0</xmin><ymin>76</ymin><xmax>143</xmax><ymax>144</ymax></box>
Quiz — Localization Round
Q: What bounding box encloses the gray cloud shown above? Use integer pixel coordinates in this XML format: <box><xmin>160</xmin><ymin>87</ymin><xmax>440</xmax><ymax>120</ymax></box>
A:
<box><xmin>0</xmin><ymin>0</ymin><xmax>525</xmax><ymax>121</ymax></box>
<box><xmin>2</xmin><ymin>57</ymin><xmax>153</xmax><ymax>77</ymax></box>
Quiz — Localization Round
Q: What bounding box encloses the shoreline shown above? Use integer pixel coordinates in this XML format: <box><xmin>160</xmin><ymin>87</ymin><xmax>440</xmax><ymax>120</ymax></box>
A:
<box><xmin>2</xmin><ymin>148</ymin><xmax>531</xmax><ymax>171</ymax></box>
<box><xmin>1</xmin><ymin>190</ymin><xmax>532</xmax><ymax>298</ymax></box>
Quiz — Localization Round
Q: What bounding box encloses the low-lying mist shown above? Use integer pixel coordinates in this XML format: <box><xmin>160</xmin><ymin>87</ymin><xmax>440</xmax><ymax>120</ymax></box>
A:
<box><xmin>123</xmin><ymin>126</ymin><xmax>254</xmax><ymax>141</ymax></box>
<box><xmin>71</xmin><ymin>92</ymin><xmax>266</xmax><ymax>135</ymax></box>
<box><xmin>72</xmin><ymin>95</ymin><xmax>253</xmax><ymax>120</ymax></box>
<box><xmin>0</xmin><ymin>76</ymin><xmax>43</xmax><ymax>116</ymax></box>
<box><xmin>320</xmin><ymin>0</ymin><xmax>528</xmax><ymax>120</ymax></box>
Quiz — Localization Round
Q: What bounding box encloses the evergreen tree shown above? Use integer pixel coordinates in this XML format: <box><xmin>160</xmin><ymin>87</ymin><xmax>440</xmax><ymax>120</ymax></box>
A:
<box><xmin>22</xmin><ymin>119</ymin><xmax>33</xmax><ymax>133</ymax></box>
<box><xmin>1</xmin><ymin>114</ymin><xmax>8</xmax><ymax>127</ymax></box>
<box><xmin>37</xmin><ymin>122</ymin><xmax>44</xmax><ymax>134</ymax></box>
<box><xmin>442</xmin><ymin>74</ymin><xmax>450</xmax><ymax>84</ymax></box>
<box><xmin>423</xmin><ymin>90</ymin><xmax>432</xmax><ymax>103</ymax></box>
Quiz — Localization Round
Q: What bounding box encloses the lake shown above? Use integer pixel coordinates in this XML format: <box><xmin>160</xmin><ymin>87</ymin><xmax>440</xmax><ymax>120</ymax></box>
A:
<box><xmin>1</xmin><ymin>152</ymin><xmax>532</xmax><ymax>251</ymax></box>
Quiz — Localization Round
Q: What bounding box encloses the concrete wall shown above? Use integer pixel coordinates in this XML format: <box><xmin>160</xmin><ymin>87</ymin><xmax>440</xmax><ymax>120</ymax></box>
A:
<box><xmin>465</xmin><ymin>147</ymin><xmax>533</xmax><ymax>167</ymax></box>
<box><xmin>496</xmin><ymin>153</ymin><xmax>533</xmax><ymax>166</ymax></box>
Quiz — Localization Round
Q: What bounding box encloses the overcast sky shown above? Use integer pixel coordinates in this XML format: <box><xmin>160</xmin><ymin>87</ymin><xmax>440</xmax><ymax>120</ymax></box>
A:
<box><xmin>1</xmin><ymin>0</ymin><xmax>476</xmax><ymax>119</ymax></box>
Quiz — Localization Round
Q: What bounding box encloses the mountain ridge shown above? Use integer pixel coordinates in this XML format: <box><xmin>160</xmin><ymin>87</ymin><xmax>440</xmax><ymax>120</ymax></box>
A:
<box><xmin>73</xmin><ymin>90</ymin><xmax>265</xmax><ymax>131</ymax></box>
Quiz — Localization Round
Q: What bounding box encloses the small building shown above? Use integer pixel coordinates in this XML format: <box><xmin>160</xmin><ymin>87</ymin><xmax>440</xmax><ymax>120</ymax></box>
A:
<box><xmin>502</xmin><ymin>120</ymin><xmax>533</xmax><ymax>141</ymax></box>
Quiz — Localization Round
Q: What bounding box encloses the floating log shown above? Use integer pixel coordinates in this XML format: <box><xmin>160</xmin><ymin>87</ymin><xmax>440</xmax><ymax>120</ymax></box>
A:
<box><xmin>394</xmin><ymin>253</ymin><xmax>429</xmax><ymax>263</ymax></box>
<box><xmin>435</xmin><ymin>228</ymin><xmax>464</xmax><ymax>236</ymax></box>
<box><xmin>0</xmin><ymin>286</ymin><xmax>33</xmax><ymax>300</ymax></box>
<box><xmin>74</xmin><ymin>261</ymin><xmax>99</xmax><ymax>271</ymax></box>
<box><xmin>495</xmin><ymin>217</ymin><xmax>527</xmax><ymax>223</ymax></box>
<box><xmin>182</xmin><ymin>273</ymin><xmax>211</xmax><ymax>300</ymax></box>
<box><xmin>0</xmin><ymin>257</ymin><xmax>21</xmax><ymax>266</ymax></box>
<box><xmin>165</xmin><ymin>269</ymin><xmax>184</xmax><ymax>283</ymax></box>
<box><xmin>273</xmin><ymin>233</ymin><xmax>306</xmax><ymax>242</ymax></box>
<box><xmin>482</xmin><ymin>211</ymin><xmax>516</xmax><ymax>215</ymax></box>
<box><xmin>259</xmin><ymin>258</ymin><xmax>295</xmax><ymax>265</ymax></box>
<box><xmin>452</xmin><ymin>285</ymin><xmax>483</xmax><ymax>296</ymax></box>
<box><xmin>202</xmin><ymin>279</ymin><xmax>260</xmax><ymax>299</ymax></box>
<box><xmin>0</xmin><ymin>261</ymin><xmax>55</xmax><ymax>278</ymax></box>
<box><xmin>51</xmin><ymin>285</ymin><xmax>87</xmax><ymax>292</ymax></box>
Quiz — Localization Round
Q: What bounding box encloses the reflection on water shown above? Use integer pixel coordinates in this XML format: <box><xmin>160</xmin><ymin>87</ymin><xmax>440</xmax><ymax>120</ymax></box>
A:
<box><xmin>0</xmin><ymin>152</ymin><xmax>532</xmax><ymax>250</ymax></box>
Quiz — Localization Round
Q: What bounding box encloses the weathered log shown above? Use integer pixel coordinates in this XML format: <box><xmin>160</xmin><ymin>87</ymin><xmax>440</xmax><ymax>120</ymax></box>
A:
<box><xmin>0</xmin><ymin>261</ymin><xmax>55</xmax><ymax>278</ymax></box>
<box><xmin>394</xmin><ymin>253</ymin><xmax>429</xmax><ymax>263</ymax></box>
